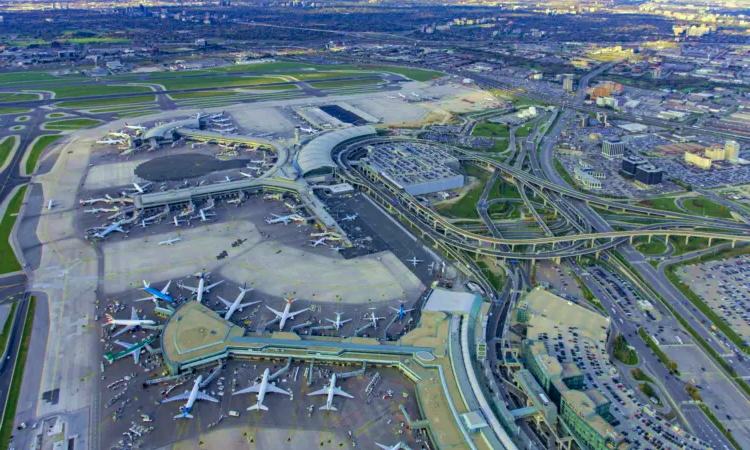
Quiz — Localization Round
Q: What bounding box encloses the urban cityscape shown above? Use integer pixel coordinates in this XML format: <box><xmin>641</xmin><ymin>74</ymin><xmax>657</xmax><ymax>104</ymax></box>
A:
<box><xmin>0</xmin><ymin>0</ymin><xmax>749</xmax><ymax>450</ymax></box>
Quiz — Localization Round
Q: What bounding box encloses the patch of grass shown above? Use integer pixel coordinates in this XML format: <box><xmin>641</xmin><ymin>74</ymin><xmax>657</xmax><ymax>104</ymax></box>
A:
<box><xmin>0</xmin><ymin>135</ymin><xmax>18</xmax><ymax>168</ymax></box>
<box><xmin>613</xmin><ymin>334</ymin><xmax>639</xmax><ymax>365</ymax></box>
<box><xmin>25</xmin><ymin>135</ymin><xmax>62</xmax><ymax>175</ymax></box>
<box><xmin>686</xmin><ymin>383</ymin><xmax>702</xmax><ymax>401</ymax></box>
<box><xmin>156</xmin><ymin>75</ymin><xmax>286</xmax><ymax>91</ymax></box>
<box><xmin>681</xmin><ymin>197</ymin><xmax>733</xmax><ymax>219</ymax></box>
<box><xmin>309</xmin><ymin>79</ymin><xmax>381</xmax><ymax>89</ymax></box>
<box><xmin>435</xmin><ymin>165</ymin><xmax>490</xmax><ymax>219</ymax></box>
<box><xmin>0</xmin><ymin>303</ymin><xmax>18</xmax><ymax>357</ymax></box>
<box><xmin>515</xmin><ymin>121</ymin><xmax>536</xmax><ymax>138</ymax></box>
<box><xmin>0</xmin><ymin>92</ymin><xmax>39</xmax><ymax>103</ymax></box>
<box><xmin>667</xmin><ymin>235</ymin><xmax>716</xmax><ymax>257</ymax></box>
<box><xmin>572</xmin><ymin>271</ymin><xmax>606</xmax><ymax>313</ymax></box>
<box><xmin>377</xmin><ymin>67</ymin><xmax>443</xmax><ymax>82</ymax></box>
<box><xmin>49</xmin><ymin>84</ymin><xmax>152</xmax><ymax>99</ymax></box>
<box><xmin>56</xmin><ymin>94</ymin><xmax>156</xmax><ymax>109</ymax></box>
<box><xmin>115</xmin><ymin>110</ymin><xmax>159</xmax><ymax>119</ymax></box>
<box><xmin>0</xmin><ymin>185</ymin><xmax>27</xmax><ymax>274</ymax></box>
<box><xmin>472</xmin><ymin>121</ymin><xmax>510</xmax><ymax>138</ymax></box>
<box><xmin>44</xmin><ymin>118</ymin><xmax>100</xmax><ymax>130</ymax></box>
<box><xmin>0</xmin><ymin>107</ymin><xmax>32</xmax><ymax>115</ymax></box>
<box><xmin>170</xmin><ymin>90</ymin><xmax>240</xmax><ymax>100</ymax></box>
<box><xmin>15</xmin><ymin>116</ymin><xmax>29</xmax><ymax>122</ymax></box>
<box><xmin>476</xmin><ymin>261</ymin><xmax>506</xmax><ymax>291</ymax></box>
<box><xmin>0</xmin><ymin>296</ymin><xmax>35</xmax><ymax>450</ymax></box>
<box><xmin>639</xmin><ymin>382</ymin><xmax>660</xmax><ymax>403</ymax></box>
<box><xmin>553</xmin><ymin>157</ymin><xmax>576</xmax><ymax>187</ymax></box>
<box><xmin>0</xmin><ymin>71</ymin><xmax>59</xmax><ymax>83</ymax></box>
<box><xmin>490</xmin><ymin>140</ymin><xmax>508</xmax><ymax>153</ymax></box>
<box><xmin>47</xmin><ymin>112</ymin><xmax>67</xmax><ymax>118</ymax></box>
<box><xmin>638</xmin><ymin>197</ymin><xmax>680</xmax><ymax>213</ymax></box>
<box><xmin>630</xmin><ymin>368</ymin><xmax>654</xmax><ymax>383</ymax></box>
<box><xmin>633</xmin><ymin>236</ymin><xmax>668</xmax><ymax>255</ymax></box>
<box><xmin>638</xmin><ymin>327</ymin><xmax>679</xmax><ymax>374</ymax></box>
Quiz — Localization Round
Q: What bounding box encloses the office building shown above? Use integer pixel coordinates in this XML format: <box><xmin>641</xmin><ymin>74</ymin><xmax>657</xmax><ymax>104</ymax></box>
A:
<box><xmin>653</xmin><ymin>66</ymin><xmax>663</xmax><ymax>79</ymax></box>
<box><xmin>726</xmin><ymin>140</ymin><xmax>740</xmax><ymax>161</ymax></box>
<box><xmin>634</xmin><ymin>164</ymin><xmax>663</xmax><ymax>187</ymax></box>
<box><xmin>705</xmin><ymin>145</ymin><xmax>726</xmax><ymax>161</ymax></box>
<box><xmin>602</xmin><ymin>139</ymin><xmax>626</xmax><ymax>159</ymax></box>
<box><xmin>563</xmin><ymin>76</ymin><xmax>574</xmax><ymax>92</ymax></box>
<box><xmin>596</xmin><ymin>96</ymin><xmax>618</xmax><ymax>109</ymax></box>
<box><xmin>621</xmin><ymin>156</ymin><xmax>647</xmax><ymax>176</ymax></box>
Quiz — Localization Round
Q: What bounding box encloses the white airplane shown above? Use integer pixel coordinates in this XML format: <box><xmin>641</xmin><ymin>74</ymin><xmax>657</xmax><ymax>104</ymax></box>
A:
<box><xmin>211</xmin><ymin>127</ymin><xmax>237</xmax><ymax>133</ymax></box>
<box><xmin>411</xmin><ymin>92</ymin><xmax>419</xmax><ymax>97</ymax></box>
<box><xmin>162</xmin><ymin>375</ymin><xmax>219</xmax><ymax>419</ymax></box>
<box><xmin>299</xmin><ymin>126</ymin><xmax>316</xmax><ymax>133</ymax></box>
<box><xmin>173</xmin><ymin>216</ymin><xmax>187</xmax><ymax>227</ymax></box>
<box><xmin>178</xmin><ymin>272</ymin><xmax>224</xmax><ymax>304</ymax></box>
<box><xmin>265</xmin><ymin>214</ymin><xmax>296</xmax><ymax>225</ymax></box>
<box><xmin>366</xmin><ymin>310</ymin><xmax>386</xmax><ymax>329</ymax></box>
<box><xmin>266</xmin><ymin>298</ymin><xmax>309</xmax><ymax>330</ymax></box>
<box><xmin>390</xmin><ymin>301</ymin><xmax>414</xmax><ymax>321</ymax></box>
<box><xmin>109</xmin><ymin>130</ymin><xmax>130</xmax><ymax>138</ymax></box>
<box><xmin>104</xmin><ymin>307</ymin><xmax>156</xmax><ymax>337</ymax></box>
<box><xmin>331</xmin><ymin>246</ymin><xmax>345</xmax><ymax>252</ymax></box>
<box><xmin>257</xmin><ymin>132</ymin><xmax>273</xmax><ymax>138</ymax></box>
<box><xmin>213</xmin><ymin>118</ymin><xmax>231</xmax><ymax>124</ymax></box>
<box><xmin>109</xmin><ymin>340</ymin><xmax>147</xmax><ymax>364</ymax></box>
<box><xmin>191</xmin><ymin>209</ymin><xmax>217</xmax><ymax>222</ymax></box>
<box><xmin>88</xmin><ymin>219</ymin><xmax>127</xmax><ymax>239</ymax></box>
<box><xmin>376</xmin><ymin>443</ymin><xmax>407</xmax><ymax>450</ymax></box>
<box><xmin>341</xmin><ymin>214</ymin><xmax>358</xmax><ymax>222</ymax></box>
<box><xmin>239</xmin><ymin>171</ymin><xmax>255</xmax><ymax>179</ymax></box>
<box><xmin>125</xmin><ymin>122</ymin><xmax>147</xmax><ymax>131</ymax></box>
<box><xmin>215</xmin><ymin>176</ymin><xmax>234</xmax><ymax>184</ymax></box>
<box><xmin>47</xmin><ymin>200</ymin><xmax>55</xmax><ymax>210</ymax></box>
<box><xmin>159</xmin><ymin>236</ymin><xmax>181</xmax><ymax>246</ymax></box>
<box><xmin>406</xmin><ymin>257</ymin><xmax>423</xmax><ymax>267</ymax></box>
<box><xmin>398</xmin><ymin>93</ymin><xmax>406</xmax><ymax>99</ymax></box>
<box><xmin>127</xmin><ymin>182</ymin><xmax>152</xmax><ymax>194</ymax></box>
<box><xmin>85</xmin><ymin>206</ymin><xmax>119</xmax><ymax>214</ymax></box>
<box><xmin>326</xmin><ymin>312</ymin><xmax>351</xmax><ymax>330</ymax></box>
<box><xmin>307</xmin><ymin>373</ymin><xmax>353</xmax><ymax>411</ymax></box>
<box><xmin>218</xmin><ymin>285</ymin><xmax>259</xmax><ymax>321</ymax></box>
<box><xmin>79</xmin><ymin>197</ymin><xmax>107</xmax><ymax>205</ymax></box>
<box><xmin>206</xmin><ymin>111</ymin><xmax>225</xmax><ymax>119</ymax></box>
<box><xmin>97</xmin><ymin>138</ymin><xmax>125</xmax><ymax>145</ymax></box>
<box><xmin>135</xmin><ymin>280</ymin><xmax>174</xmax><ymax>303</ymax></box>
<box><xmin>309</xmin><ymin>237</ymin><xmax>328</xmax><ymax>247</ymax></box>
<box><xmin>233</xmin><ymin>368</ymin><xmax>290</xmax><ymax>411</ymax></box>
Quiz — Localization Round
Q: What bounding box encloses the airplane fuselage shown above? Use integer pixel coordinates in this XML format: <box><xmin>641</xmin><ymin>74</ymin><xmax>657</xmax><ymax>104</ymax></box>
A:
<box><xmin>256</xmin><ymin>369</ymin><xmax>271</xmax><ymax>405</ymax></box>
<box><xmin>196</xmin><ymin>277</ymin><xmax>206</xmax><ymax>303</ymax></box>
<box><xmin>278</xmin><ymin>302</ymin><xmax>293</xmax><ymax>329</ymax></box>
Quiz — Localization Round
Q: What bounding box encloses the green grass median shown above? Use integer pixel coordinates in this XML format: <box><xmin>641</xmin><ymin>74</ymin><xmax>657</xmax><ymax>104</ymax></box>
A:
<box><xmin>56</xmin><ymin>95</ymin><xmax>156</xmax><ymax>109</ymax></box>
<box><xmin>44</xmin><ymin>118</ymin><xmax>101</xmax><ymax>131</ymax></box>
<box><xmin>25</xmin><ymin>135</ymin><xmax>62</xmax><ymax>175</ymax></box>
<box><xmin>0</xmin><ymin>93</ymin><xmax>39</xmax><ymax>103</ymax></box>
<box><xmin>0</xmin><ymin>186</ymin><xmax>27</xmax><ymax>274</ymax></box>
<box><xmin>0</xmin><ymin>297</ymin><xmax>35</xmax><ymax>450</ymax></box>
<box><xmin>638</xmin><ymin>327</ymin><xmax>679</xmax><ymax>374</ymax></box>
<box><xmin>0</xmin><ymin>303</ymin><xmax>18</xmax><ymax>357</ymax></box>
<box><xmin>0</xmin><ymin>135</ymin><xmax>18</xmax><ymax>169</ymax></box>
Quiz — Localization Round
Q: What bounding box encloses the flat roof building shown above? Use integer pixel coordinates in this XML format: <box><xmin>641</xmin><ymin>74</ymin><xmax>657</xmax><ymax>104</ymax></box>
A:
<box><xmin>296</xmin><ymin>126</ymin><xmax>377</xmax><ymax>180</ymax></box>
<box><xmin>602</xmin><ymin>139</ymin><xmax>626</xmax><ymax>160</ymax></box>
<box><xmin>634</xmin><ymin>164</ymin><xmax>663</xmax><ymax>187</ymax></box>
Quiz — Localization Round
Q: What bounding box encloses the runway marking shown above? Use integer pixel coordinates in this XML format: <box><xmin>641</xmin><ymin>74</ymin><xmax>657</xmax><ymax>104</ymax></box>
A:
<box><xmin>172</xmin><ymin>419</ymin><xmax>191</xmax><ymax>449</ymax></box>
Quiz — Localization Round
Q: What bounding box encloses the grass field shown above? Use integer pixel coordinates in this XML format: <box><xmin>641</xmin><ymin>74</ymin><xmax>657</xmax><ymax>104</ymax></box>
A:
<box><xmin>116</xmin><ymin>110</ymin><xmax>159</xmax><ymax>119</ymax></box>
<box><xmin>155</xmin><ymin>75</ymin><xmax>287</xmax><ymax>91</ymax></box>
<box><xmin>15</xmin><ymin>116</ymin><xmax>29</xmax><ymax>122</ymax></box>
<box><xmin>44</xmin><ymin>118</ymin><xmax>101</xmax><ymax>130</ymax></box>
<box><xmin>170</xmin><ymin>90</ymin><xmax>239</xmax><ymax>100</ymax></box>
<box><xmin>515</xmin><ymin>121</ymin><xmax>537</xmax><ymax>138</ymax></box>
<box><xmin>630</xmin><ymin>368</ymin><xmax>654</xmax><ymax>384</ymax></box>
<box><xmin>0</xmin><ymin>92</ymin><xmax>39</xmax><ymax>103</ymax></box>
<box><xmin>436</xmin><ymin>165</ymin><xmax>490</xmax><ymax>219</ymax></box>
<box><xmin>47</xmin><ymin>112</ymin><xmax>67</xmax><ymax>118</ymax></box>
<box><xmin>553</xmin><ymin>158</ymin><xmax>577</xmax><ymax>187</ymax></box>
<box><xmin>0</xmin><ymin>71</ymin><xmax>60</xmax><ymax>84</ymax></box>
<box><xmin>56</xmin><ymin>94</ymin><xmax>156</xmax><ymax>109</ymax></box>
<box><xmin>0</xmin><ymin>135</ymin><xmax>18</xmax><ymax>169</ymax></box>
<box><xmin>632</xmin><ymin>236</ymin><xmax>668</xmax><ymax>255</ymax></box>
<box><xmin>613</xmin><ymin>334</ymin><xmax>638</xmax><ymax>365</ymax></box>
<box><xmin>49</xmin><ymin>84</ymin><xmax>152</xmax><ymax>99</ymax></box>
<box><xmin>0</xmin><ymin>303</ymin><xmax>17</xmax><ymax>360</ymax></box>
<box><xmin>0</xmin><ymin>107</ymin><xmax>31</xmax><ymax>115</ymax></box>
<box><xmin>0</xmin><ymin>296</ymin><xmax>35</xmax><ymax>450</ymax></box>
<box><xmin>681</xmin><ymin>197</ymin><xmax>733</xmax><ymax>219</ymax></box>
<box><xmin>25</xmin><ymin>135</ymin><xmax>63</xmax><ymax>175</ymax></box>
<box><xmin>472</xmin><ymin>121</ymin><xmax>510</xmax><ymax>138</ymax></box>
<box><xmin>640</xmin><ymin>197</ymin><xmax>679</xmax><ymax>213</ymax></box>
<box><xmin>309</xmin><ymin>79</ymin><xmax>382</xmax><ymax>89</ymax></box>
<box><xmin>638</xmin><ymin>327</ymin><xmax>679</xmax><ymax>374</ymax></box>
<box><xmin>0</xmin><ymin>185</ymin><xmax>27</xmax><ymax>274</ymax></box>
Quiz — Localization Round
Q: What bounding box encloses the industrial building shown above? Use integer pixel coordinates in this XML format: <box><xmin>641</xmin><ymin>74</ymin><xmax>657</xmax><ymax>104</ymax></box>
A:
<box><xmin>601</xmin><ymin>139</ymin><xmax>626</xmax><ymax>159</ymax></box>
<box><xmin>360</xmin><ymin>141</ymin><xmax>465</xmax><ymax>196</ymax></box>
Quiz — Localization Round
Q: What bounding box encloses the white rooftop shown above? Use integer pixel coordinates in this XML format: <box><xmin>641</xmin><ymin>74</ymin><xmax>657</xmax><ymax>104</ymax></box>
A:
<box><xmin>424</xmin><ymin>289</ymin><xmax>479</xmax><ymax>314</ymax></box>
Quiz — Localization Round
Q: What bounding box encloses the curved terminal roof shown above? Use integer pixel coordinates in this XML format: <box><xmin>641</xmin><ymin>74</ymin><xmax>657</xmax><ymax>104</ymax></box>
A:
<box><xmin>143</xmin><ymin>118</ymin><xmax>200</xmax><ymax>140</ymax></box>
<box><xmin>296</xmin><ymin>126</ymin><xmax>376</xmax><ymax>176</ymax></box>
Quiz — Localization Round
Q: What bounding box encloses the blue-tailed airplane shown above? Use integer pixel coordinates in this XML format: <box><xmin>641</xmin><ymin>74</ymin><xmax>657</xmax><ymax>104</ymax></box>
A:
<box><xmin>161</xmin><ymin>375</ymin><xmax>218</xmax><ymax>419</ymax></box>
<box><xmin>136</xmin><ymin>280</ymin><xmax>175</xmax><ymax>303</ymax></box>
<box><xmin>389</xmin><ymin>302</ymin><xmax>414</xmax><ymax>321</ymax></box>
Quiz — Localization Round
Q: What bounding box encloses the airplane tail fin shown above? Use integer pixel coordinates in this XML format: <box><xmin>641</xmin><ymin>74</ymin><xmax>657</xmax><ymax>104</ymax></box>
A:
<box><xmin>104</xmin><ymin>314</ymin><xmax>115</xmax><ymax>325</ymax></box>
<box><xmin>320</xmin><ymin>405</ymin><xmax>337</xmax><ymax>411</ymax></box>
<box><xmin>103</xmin><ymin>353</ymin><xmax>115</xmax><ymax>364</ymax></box>
<box><xmin>247</xmin><ymin>403</ymin><xmax>268</xmax><ymax>411</ymax></box>
<box><xmin>174</xmin><ymin>412</ymin><xmax>194</xmax><ymax>419</ymax></box>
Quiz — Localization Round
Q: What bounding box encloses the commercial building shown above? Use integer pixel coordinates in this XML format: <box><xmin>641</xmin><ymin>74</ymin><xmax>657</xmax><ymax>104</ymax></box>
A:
<box><xmin>685</xmin><ymin>151</ymin><xmax>713</xmax><ymax>170</ymax></box>
<box><xmin>704</xmin><ymin>145</ymin><xmax>726</xmax><ymax>161</ymax></box>
<box><xmin>295</xmin><ymin>126</ymin><xmax>378</xmax><ymax>181</ymax></box>
<box><xmin>596</xmin><ymin>96</ymin><xmax>618</xmax><ymax>109</ymax></box>
<box><xmin>620</xmin><ymin>156</ymin><xmax>647</xmax><ymax>176</ymax></box>
<box><xmin>574</xmin><ymin>168</ymin><xmax>602</xmax><ymax>190</ymax></box>
<box><xmin>563</xmin><ymin>76</ymin><xmax>574</xmax><ymax>92</ymax></box>
<box><xmin>726</xmin><ymin>140</ymin><xmax>741</xmax><ymax>161</ymax></box>
<box><xmin>634</xmin><ymin>164</ymin><xmax>663</xmax><ymax>187</ymax></box>
<box><xmin>602</xmin><ymin>139</ymin><xmax>626</xmax><ymax>159</ymax></box>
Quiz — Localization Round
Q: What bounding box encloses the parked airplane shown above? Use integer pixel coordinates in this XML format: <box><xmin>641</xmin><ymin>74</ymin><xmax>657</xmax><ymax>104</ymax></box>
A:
<box><xmin>215</xmin><ymin>176</ymin><xmax>234</xmax><ymax>183</ymax></box>
<box><xmin>398</xmin><ymin>93</ymin><xmax>406</xmax><ymax>99</ymax></box>
<box><xmin>127</xmin><ymin>182</ymin><xmax>153</xmax><ymax>194</ymax></box>
<box><xmin>406</xmin><ymin>257</ymin><xmax>423</xmax><ymax>267</ymax></box>
<box><xmin>211</xmin><ymin>127</ymin><xmax>237</xmax><ymax>133</ymax></box>
<box><xmin>326</xmin><ymin>312</ymin><xmax>351</xmax><ymax>330</ymax></box>
<box><xmin>88</xmin><ymin>219</ymin><xmax>127</xmax><ymax>239</ymax></box>
<box><xmin>159</xmin><ymin>237</ymin><xmax>181</xmax><ymax>246</ymax></box>
<box><xmin>390</xmin><ymin>302</ymin><xmax>414</xmax><ymax>321</ymax></box>
<box><xmin>162</xmin><ymin>375</ymin><xmax>219</xmax><ymax>419</ymax></box>
<box><xmin>104</xmin><ymin>307</ymin><xmax>156</xmax><ymax>337</ymax></box>
<box><xmin>136</xmin><ymin>280</ymin><xmax>174</xmax><ymax>303</ymax></box>
<box><xmin>178</xmin><ymin>272</ymin><xmax>224</xmax><ymax>304</ymax></box>
<box><xmin>191</xmin><ymin>209</ymin><xmax>217</xmax><ymax>222</ymax></box>
<box><xmin>366</xmin><ymin>310</ymin><xmax>386</xmax><ymax>329</ymax></box>
<box><xmin>376</xmin><ymin>443</ymin><xmax>406</xmax><ymax>450</ymax></box>
<box><xmin>267</xmin><ymin>298</ymin><xmax>309</xmax><ymax>330</ymax></box>
<box><xmin>79</xmin><ymin>197</ymin><xmax>107</xmax><ymax>205</ymax></box>
<box><xmin>109</xmin><ymin>131</ymin><xmax>130</xmax><ymax>138</ymax></box>
<box><xmin>213</xmin><ymin>118</ymin><xmax>231</xmax><ymax>124</ymax></box>
<box><xmin>218</xmin><ymin>285</ymin><xmax>259</xmax><ymax>321</ymax></box>
<box><xmin>97</xmin><ymin>138</ymin><xmax>126</xmax><ymax>145</ymax></box>
<box><xmin>341</xmin><ymin>214</ymin><xmax>358</xmax><ymax>222</ymax></box>
<box><xmin>47</xmin><ymin>200</ymin><xmax>55</xmax><ymax>210</ymax></box>
<box><xmin>265</xmin><ymin>214</ymin><xmax>296</xmax><ymax>225</ymax></box>
<box><xmin>331</xmin><ymin>246</ymin><xmax>345</xmax><ymax>252</ymax></box>
<box><xmin>299</xmin><ymin>126</ymin><xmax>316</xmax><ymax>133</ymax></box>
<box><xmin>173</xmin><ymin>216</ymin><xmax>187</xmax><ymax>227</ymax></box>
<box><xmin>239</xmin><ymin>171</ymin><xmax>255</xmax><ymax>179</ymax></box>
<box><xmin>307</xmin><ymin>373</ymin><xmax>353</xmax><ymax>411</ymax></box>
<box><xmin>233</xmin><ymin>368</ymin><xmax>291</xmax><ymax>411</ymax></box>
<box><xmin>85</xmin><ymin>207</ymin><xmax>119</xmax><ymax>214</ymax></box>
<box><xmin>103</xmin><ymin>336</ymin><xmax>156</xmax><ymax>364</ymax></box>
<box><xmin>125</xmin><ymin>123</ymin><xmax>147</xmax><ymax>131</ymax></box>
<box><xmin>309</xmin><ymin>237</ymin><xmax>328</xmax><ymax>247</ymax></box>
<box><xmin>206</xmin><ymin>111</ymin><xmax>225</xmax><ymax>119</ymax></box>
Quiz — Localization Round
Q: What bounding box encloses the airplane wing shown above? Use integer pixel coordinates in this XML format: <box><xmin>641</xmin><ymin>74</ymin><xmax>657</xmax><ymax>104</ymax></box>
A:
<box><xmin>333</xmin><ymin>387</ymin><xmax>354</xmax><ymax>399</ymax></box>
<box><xmin>179</xmin><ymin>283</ymin><xmax>199</xmax><ymax>294</ymax></box>
<box><xmin>162</xmin><ymin>391</ymin><xmax>191</xmax><ymax>403</ymax></box>
<box><xmin>130</xmin><ymin>307</ymin><xmax>139</xmax><ymax>321</ymax></box>
<box><xmin>197</xmin><ymin>391</ymin><xmax>219</xmax><ymax>403</ymax></box>
<box><xmin>404</xmin><ymin>308</ymin><xmax>414</xmax><ymax>313</ymax></box>
<box><xmin>325</xmin><ymin>318</ymin><xmax>335</xmax><ymax>324</ymax></box>
<box><xmin>217</xmin><ymin>296</ymin><xmax>234</xmax><ymax>308</ymax></box>
<box><xmin>112</xmin><ymin>325</ymin><xmax>132</xmax><ymax>337</ymax></box>
<box><xmin>265</xmin><ymin>306</ymin><xmax>284</xmax><ymax>318</ymax></box>
<box><xmin>307</xmin><ymin>387</ymin><xmax>330</xmax><ymax>397</ymax></box>
<box><xmin>114</xmin><ymin>340</ymin><xmax>133</xmax><ymax>349</ymax></box>
<box><xmin>233</xmin><ymin>383</ymin><xmax>262</xmax><ymax>396</ymax></box>
<box><xmin>161</xmin><ymin>280</ymin><xmax>172</xmax><ymax>294</ymax></box>
<box><xmin>389</xmin><ymin>307</ymin><xmax>399</xmax><ymax>312</ymax></box>
<box><xmin>133</xmin><ymin>348</ymin><xmax>141</xmax><ymax>365</ymax></box>
<box><xmin>341</xmin><ymin>318</ymin><xmax>352</xmax><ymax>324</ymax></box>
<box><xmin>239</xmin><ymin>301</ymin><xmax>260</xmax><ymax>309</ymax></box>
<box><xmin>266</xmin><ymin>384</ymin><xmax>291</xmax><ymax>396</ymax></box>
<box><xmin>204</xmin><ymin>280</ymin><xmax>224</xmax><ymax>291</ymax></box>
<box><xmin>288</xmin><ymin>308</ymin><xmax>310</xmax><ymax>318</ymax></box>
